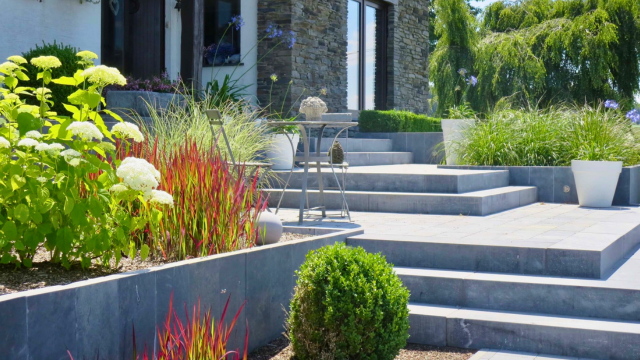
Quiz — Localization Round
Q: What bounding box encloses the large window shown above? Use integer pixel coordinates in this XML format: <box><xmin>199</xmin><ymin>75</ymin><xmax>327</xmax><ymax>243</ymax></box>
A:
<box><xmin>204</xmin><ymin>0</ymin><xmax>241</xmax><ymax>66</ymax></box>
<box><xmin>347</xmin><ymin>0</ymin><xmax>387</xmax><ymax>111</ymax></box>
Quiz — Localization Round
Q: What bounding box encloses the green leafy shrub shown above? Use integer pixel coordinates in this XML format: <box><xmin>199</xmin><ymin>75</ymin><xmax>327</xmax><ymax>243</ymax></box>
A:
<box><xmin>0</xmin><ymin>52</ymin><xmax>170</xmax><ymax>269</ymax></box>
<box><xmin>456</xmin><ymin>104</ymin><xmax>640</xmax><ymax>166</ymax></box>
<box><xmin>21</xmin><ymin>41</ymin><xmax>84</xmax><ymax>114</ymax></box>
<box><xmin>359</xmin><ymin>110</ymin><xmax>442</xmax><ymax>133</ymax></box>
<box><xmin>288</xmin><ymin>243</ymin><xmax>409</xmax><ymax>360</ymax></box>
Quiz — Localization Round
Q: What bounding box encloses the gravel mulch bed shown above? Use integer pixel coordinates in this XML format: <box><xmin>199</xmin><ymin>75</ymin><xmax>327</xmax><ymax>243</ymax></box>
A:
<box><xmin>247</xmin><ymin>337</ymin><xmax>476</xmax><ymax>360</ymax></box>
<box><xmin>0</xmin><ymin>233</ymin><xmax>312</xmax><ymax>295</ymax></box>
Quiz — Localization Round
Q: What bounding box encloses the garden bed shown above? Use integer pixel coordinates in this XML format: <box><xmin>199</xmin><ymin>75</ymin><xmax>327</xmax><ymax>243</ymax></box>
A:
<box><xmin>0</xmin><ymin>233</ymin><xmax>310</xmax><ymax>295</ymax></box>
<box><xmin>247</xmin><ymin>336</ymin><xmax>476</xmax><ymax>360</ymax></box>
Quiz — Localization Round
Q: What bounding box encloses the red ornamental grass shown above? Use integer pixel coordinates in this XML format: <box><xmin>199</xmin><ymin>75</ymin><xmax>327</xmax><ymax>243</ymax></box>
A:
<box><xmin>132</xmin><ymin>137</ymin><xmax>267</xmax><ymax>260</ymax></box>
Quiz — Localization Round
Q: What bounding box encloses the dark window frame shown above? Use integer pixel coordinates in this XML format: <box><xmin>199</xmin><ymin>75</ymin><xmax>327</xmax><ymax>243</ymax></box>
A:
<box><xmin>203</xmin><ymin>0</ymin><xmax>242</xmax><ymax>68</ymax></box>
<box><xmin>350</xmin><ymin>0</ymin><xmax>388</xmax><ymax>111</ymax></box>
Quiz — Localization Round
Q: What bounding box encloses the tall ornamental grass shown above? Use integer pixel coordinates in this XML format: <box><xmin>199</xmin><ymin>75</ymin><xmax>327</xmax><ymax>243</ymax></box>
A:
<box><xmin>134</xmin><ymin>89</ymin><xmax>273</xmax><ymax>163</ymax></box>
<box><xmin>131</xmin><ymin>138</ymin><xmax>267</xmax><ymax>260</ymax></box>
<box><xmin>456</xmin><ymin>105</ymin><xmax>640</xmax><ymax>167</ymax></box>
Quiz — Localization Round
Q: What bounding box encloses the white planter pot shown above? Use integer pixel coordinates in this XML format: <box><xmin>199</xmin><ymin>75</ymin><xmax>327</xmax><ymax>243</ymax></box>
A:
<box><xmin>441</xmin><ymin>119</ymin><xmax>475</xmax><ymax>165</ymax></box>
<box><xmin>266</xmin><ymin>133</ymin><xmax>300</xmax><ymax>170</ymax></box>
<box><xmin>571</xmin><ymin>160</ymin><xmax>622</xmax><ymax>208</ymax></box>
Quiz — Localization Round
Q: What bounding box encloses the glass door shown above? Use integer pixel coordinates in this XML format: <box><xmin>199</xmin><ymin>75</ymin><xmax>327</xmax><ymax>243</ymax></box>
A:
<box><xmin>347</xmin><ymin>0</ymin><xmax>387</xmax><ymax>111</ymax></box>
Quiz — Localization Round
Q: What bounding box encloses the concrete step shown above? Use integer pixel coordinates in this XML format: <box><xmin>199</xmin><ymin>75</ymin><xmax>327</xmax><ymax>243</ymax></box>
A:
<box><xmin>267</xmin><ymin>186</ymin><xmax>537</xmax><ymax>216</ymax></box>
<box><xmin>408</xmin><ymin>303</ymin><xmax>640</xmax><ymax>359</ymax></box>
<box><xmin>470</xmin><ymin>348</ymin><xmax>599</xmax><ymax>359</ymax></box>
<box><xmin>270</xmin><ymin>166</ymin><xmax>509</xmax><ymax>193</ymax></box>
<box><xmin>396</xmin><ymin>266</ymin><xmax>640</xmax><ymax>322</ymax></box>
<box><xmin>345</xmin><ymin>152</ymin><xmax>413</xmax><ymax>166</ymax></box>
<box><xmin>308</xmin><ymin>138</ymin><xmax>393</xmax><ymax>152</ymax></box>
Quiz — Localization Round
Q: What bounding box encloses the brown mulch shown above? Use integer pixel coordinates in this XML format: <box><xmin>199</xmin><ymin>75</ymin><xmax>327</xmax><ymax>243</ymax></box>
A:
<box><xmin>0</xmin><ymin>233</ymin><xmax>311</xmax><ymax>295</ymax></box>
<box><xmin>247</xmin><ymin>337</ymin><xmax>476</xmax><ymax>360</ymax></box>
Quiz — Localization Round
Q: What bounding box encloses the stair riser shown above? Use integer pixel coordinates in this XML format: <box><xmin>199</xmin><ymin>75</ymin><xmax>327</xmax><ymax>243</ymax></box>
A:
<box><xmin>401</xmin><ymin>274</ymin><xmax>640</xmax><ymax>321</ymax></box>
<box><xmin>268</xmin><ymin>188</ymin><xmax>536</xmax><ymax>216</ymax></box>
<box><xmin>271</xmin><ymin>171</ymin><xmax>509</xmax><ymax>193</ymax></box>
<box><xmin>346</xmin><ymin>152</ymin><xmax>413</xmax><ymax>166</ymax></box>
<box><xmin>410</xmin><ymin>314</ymin><xmax>640</xmax><ymax>360</ymax></box>
<box><xmin>308</xmin><ymin>138</ymin><xmax>393</xmax><ymax>152</ymax></box>
<box><xmin>350</xmin><ymin>236</ymin><xmax>608</xmax><ymax>278</ymax></box>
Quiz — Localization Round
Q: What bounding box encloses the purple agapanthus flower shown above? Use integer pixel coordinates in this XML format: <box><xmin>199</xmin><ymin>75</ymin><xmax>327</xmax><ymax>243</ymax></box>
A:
<box><xmin>285</xmin><ymin>30</ymin><xmax>296</xmax><ymax>48</ymax></box>
<box><xmin>627</xmin><ymin>109</ymin><xmax>640</xmax><ymax>124</ymax></box>
<box><xmin>604</xmin><ymin>100</ymin><xmax>619</xmax><ymax>109</ymax></box>
<box><xmin>266</xmin><ymin>24</ymin><xmax>283</xmax><ymax>39</ymax></box>
<box><xmin>458</xmin><ymin>68</ymin><xmax>467</xmax><ymax>76</ymax></box>
<box><xmin>468</xmin><ymin>76</ymin><xmax>478</xmax><ymax>87</ymax></box>
<box><xmin>230</xmin><ymin>15</ymin><xmax>245</xmax><ymax>30</ymax></box>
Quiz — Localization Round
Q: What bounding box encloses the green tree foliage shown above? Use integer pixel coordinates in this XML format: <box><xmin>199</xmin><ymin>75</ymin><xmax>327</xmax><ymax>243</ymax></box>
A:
<box><xmin>429</xmin><ymin>0</ymin><xmax>478</xmax><ymax>116</ymax></box>
<box><xmin>431</xmin><ymin>0</ymin><xmax>640</xmax><ymax>114</ymax></box>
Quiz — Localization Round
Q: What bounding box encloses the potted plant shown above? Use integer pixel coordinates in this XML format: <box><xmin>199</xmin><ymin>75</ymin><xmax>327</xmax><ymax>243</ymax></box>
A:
<box><xmin>266</xmin><ymin>122</ymin><xmax>300</xmax><ymax>170</ymax></box>
<box><xmin>441</xmin><ymin>69</ymin><xmax>477</xmax><ymax>165</ymax></box>
<box><xmin>570</xmin><ymin>102</ymin><xmax>632</xmax><ymax>208</ymax></box>
<box><xmin>442</xmin><ymin>103</ymin><xmax>476</xmax><ymax>165</ymax></box>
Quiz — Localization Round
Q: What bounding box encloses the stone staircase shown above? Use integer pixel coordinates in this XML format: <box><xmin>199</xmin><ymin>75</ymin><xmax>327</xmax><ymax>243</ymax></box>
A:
<box><xmin>267</xmin><ymin>164</ymin><xmax>537</xmax><ymax>216</ymax></box>
<box><xmin>346</xmin><ymin>206</ymin><xmax>640</xmax><ymax>359</ymax></box>
<box><xmin>308</xmin><ymin>137</ymin><xmax>413</xmax><ymax>166</ymax></box>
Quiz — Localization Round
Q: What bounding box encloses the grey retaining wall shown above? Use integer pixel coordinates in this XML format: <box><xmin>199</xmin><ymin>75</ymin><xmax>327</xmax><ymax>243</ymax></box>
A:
<box><xmin>357</xmin><ymin>132</ymin><xmax>444</xmax><ymax>164</ymax></box>
<box><xmin>438</xmin><ymin>165</ymin><xmax>640</xmax><ymax>206</ymax></box>
<box><xmin>0</xmin><ymin>228</ymin><xmax>363</xmax><ymax>360</ymax></box>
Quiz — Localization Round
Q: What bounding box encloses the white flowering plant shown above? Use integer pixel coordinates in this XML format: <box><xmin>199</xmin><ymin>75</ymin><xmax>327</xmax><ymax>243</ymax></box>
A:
<box><xmin>0</xmin><ymin>52</ymin><xmax>172</xmax><ymax>269</ymax></box>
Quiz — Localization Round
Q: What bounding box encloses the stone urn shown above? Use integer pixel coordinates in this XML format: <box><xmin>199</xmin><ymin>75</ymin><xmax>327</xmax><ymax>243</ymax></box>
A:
<box><xmin>299</xmin><ymin>97</ymin><xmax>328</xmax><ymax>121</ymax></box>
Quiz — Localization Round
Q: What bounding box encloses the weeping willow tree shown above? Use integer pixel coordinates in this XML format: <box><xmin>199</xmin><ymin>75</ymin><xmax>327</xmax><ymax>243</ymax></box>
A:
<box><xmin>429</xmin><ymin>0</ymin><xmax>478</xmax><ymax>116</ymax></box>
<box><xmin>431</xmin><ymin>0</ymin><xmax>640</xmax><ymax>114</ymax></box>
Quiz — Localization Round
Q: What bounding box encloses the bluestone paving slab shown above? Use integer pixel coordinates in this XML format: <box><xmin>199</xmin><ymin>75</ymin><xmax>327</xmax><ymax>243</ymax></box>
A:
<box><xmin>0</xmin><ymin>294</ymin><xmax>27</xmax><ymax>360</ymax></box>
<box><xmin>469</xmin><ymin>349</ymin><xmax>594</xmax><ymax>360</ymax></box>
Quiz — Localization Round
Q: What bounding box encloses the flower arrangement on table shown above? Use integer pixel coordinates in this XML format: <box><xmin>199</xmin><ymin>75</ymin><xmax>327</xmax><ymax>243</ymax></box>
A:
<box><xmin>0</xmin><ymin>51</ymin><xmax>172</xmax><ymax>269</ymax></box>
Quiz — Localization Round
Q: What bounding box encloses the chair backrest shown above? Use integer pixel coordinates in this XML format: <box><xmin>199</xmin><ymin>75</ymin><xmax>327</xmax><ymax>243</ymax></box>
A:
<box><xmin>205</xmin><ymin>109</ymin><xmax>236</xmax><ymax>165</ymax></box>
<box><xmin>205</xmin><ymin>109</ymin><xmax>223</xmax><ymax>125</ymax></box>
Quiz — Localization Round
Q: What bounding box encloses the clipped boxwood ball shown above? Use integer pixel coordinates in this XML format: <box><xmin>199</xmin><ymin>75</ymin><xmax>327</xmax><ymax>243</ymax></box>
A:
<box><xmin>288</xmin><ymin>242</ymin><xmax>410</xmax><ymax>360</ymax></box>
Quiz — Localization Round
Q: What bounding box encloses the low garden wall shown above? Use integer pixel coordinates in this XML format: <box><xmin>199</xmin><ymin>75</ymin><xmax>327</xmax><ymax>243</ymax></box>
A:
<box><xmin>0</xmin><ymin>227</ymin><xmax>363</xmax><ymax>360</ymax></box>
<box><xmin>106</xmin><ymin>91</ymin><xmax>187</xmax><ymax>118</ymax></box>
<box><xmin>357</xmin><ymin>132</ymin><xmax>445</xmax><ymax>164</ymax></box>
<box><xmin>439</xmin><ymin>165</ymin><xmax>640</xmax><ymax>206</ymax></box>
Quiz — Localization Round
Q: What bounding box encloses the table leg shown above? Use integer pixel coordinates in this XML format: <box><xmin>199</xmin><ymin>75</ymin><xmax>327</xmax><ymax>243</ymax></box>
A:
<box><xmin>298</xmin><ymin>125</ymin><xmax>309</xmax><ymax>224</ymax></box>
<box><xmin>316</xmin><ymin>126</ymin><xmax>327</xmax><ymax>218</ymax></box>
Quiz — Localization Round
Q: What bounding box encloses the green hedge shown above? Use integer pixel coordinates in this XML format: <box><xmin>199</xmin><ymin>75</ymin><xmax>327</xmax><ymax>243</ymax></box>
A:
<box><xmin>359</xmin><ymin>110</ymin><xmax>442</xmax><ymax>133</ymax></box>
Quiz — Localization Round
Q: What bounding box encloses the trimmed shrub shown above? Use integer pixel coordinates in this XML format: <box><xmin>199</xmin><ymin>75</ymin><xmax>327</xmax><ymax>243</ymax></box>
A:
<box><xmin>22</xmin><ymin>41</ymin><xmax>84</xmax><ymax>114</ymax></box>
<box><xmin>359</xmin><ymin>110</ymin><xmax>442</xmax><ymax>133</ymax></box>
<box><xmin>288</xmin><ymin>243</ymin><xmax>410</xmax><ymax>360</ymax></box>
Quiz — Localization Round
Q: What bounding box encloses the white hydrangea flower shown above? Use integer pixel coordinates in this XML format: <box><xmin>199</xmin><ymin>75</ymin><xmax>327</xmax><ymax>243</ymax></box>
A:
<box><xmin>67</xmin><ymin>121</ymin><xmax>103</xmax><ymax>141</ymax></box>
<box><xmin>109</xmin><ymin>183</ymin><xmax>129</xmax><ymax>194</ymax></box>
<box><xmin>76</xmin><ymin>51</ymin><xmax>98</xmax><ymax>61</ymax></box>
<box><xmin>36</xmin><ymin>177</ymin><xmax>48</xmax><ymax>183</ymax></box>
<box><xmin>30</xmin><ymin>56</ymin><xmax>62</xmax><ymax>69</ymax></box>
<box><xmin>0</xmin><ymin>136</ymin><xmax>10</xmax><ymax>149</ymax></box>
<box><xmin>116</xmin><ymin>157</ymin><xmax>161</xmax><ymax>193</ymax></box>
<box><xmin>61</xmin><ymin>148</ymin><xmax>83</xmax><ymax>165</ymax></box>
<box><xmin>149</xmin><ymin>190</ymin><xmax>174</xmax><ymax>207</ymax></box>
<box><xmin>41</xmin><ymin>143</ymin><xmax>65</xmax><ymax>156</ymax></box>
<box><xmin>2</xmin><ymin>94</ymin><xmax>20</xmax><ymax>102</ymax></box>
<box><xmin>25</xmin><ymin>130</ymin><xmax>43</xmax><ymax>139</ymax></box>
<box><xmin>35</xmin><ymin>143</ymin><xmax>50</xmax><ymax>151</ymax></box>
<box><xmin>7</xmin><ymin>56</ymin><xmax>27</xmax><ymax>65</ymax></box>
<box><xmin>111</xmin><ymin>122</ymin><xmax>144</xmax><ymax>143</ymax></box>
<box><xmin>96</xmin><ymin>142</ymin><xmax>116</xmax><ymax>152</ymax></box>
<box><xmin>0</xmin><ymin>61</ymin><xmax>19</xmax><ymax>74</ymax></box>
<box><xmin>17</xmin><ymin>138</ymin><xmax>39</xmax><ymax>148</ymax></box>
<box><xmin>81</xmin><ymin>65</ymin><xmax>127</xmax><ymax>86</ymax></box>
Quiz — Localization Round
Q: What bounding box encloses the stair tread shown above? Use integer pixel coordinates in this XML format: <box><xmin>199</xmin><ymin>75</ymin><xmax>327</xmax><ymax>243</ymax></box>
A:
<box><xmin>266</xmin><ymin>186</ymin><xmax>535</xmax><ymax>197</ymax></box>
<box><xmin>409</xmin><ymin>303</ymin><xmax>640</xmax><ymax>333</ymax></box>
<box><xmin>394</xmin><ymin>266</ymin><xmax>640</xmax><ymax>291</ymax></box>
<box><xmin>272</xmin><ymin>164</ymin><xmax>508</xmax><ymax>176</ymax></box>
<box><xmin>470</xmin><ymin>348</ymin><xmax>598</xmax><ymax>359</ymax></box>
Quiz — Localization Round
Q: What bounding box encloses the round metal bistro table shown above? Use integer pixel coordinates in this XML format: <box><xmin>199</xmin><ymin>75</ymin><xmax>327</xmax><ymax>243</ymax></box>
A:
<box><xmin>265</xmin><ymin>121</ymin><xmax>357</xmax><ymax>224</ymax></box>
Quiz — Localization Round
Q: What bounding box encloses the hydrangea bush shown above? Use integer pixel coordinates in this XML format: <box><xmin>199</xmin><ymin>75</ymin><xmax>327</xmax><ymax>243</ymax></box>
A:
<box><xmin>0</xmin><ymin>52</ymin><xmax>172</xmax><ymax>268</ymax></box>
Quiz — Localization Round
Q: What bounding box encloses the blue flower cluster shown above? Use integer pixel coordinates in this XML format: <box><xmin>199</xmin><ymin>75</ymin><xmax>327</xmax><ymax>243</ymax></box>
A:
<box><xmin>230</xmin><ymin>15</ymin><xmax>245</xmax><ymax>31</ymax></box>
<box><xmin>458</xmin><ymin>68</ymin><xmax>477</xmax><ymax>87</ymax></box>
<box><xmin>604</xmin><ymin>100</ymin><xmax>619</xmax><ymax>109</ymax></box>
<box><xmin>627</xmin><ymin>109</ymin><xmax>640</xmax><ymax>124</ymax></box>
<box><xmin>265</xmin><ymin>25</ymin><xmax>297</xmax><ymax>49</ymax></box>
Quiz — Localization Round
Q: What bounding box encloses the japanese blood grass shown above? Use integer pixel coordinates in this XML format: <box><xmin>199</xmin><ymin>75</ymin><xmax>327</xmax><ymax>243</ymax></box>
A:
<box><xmin>455</xmin><ymin>105</ymin><xmax>640</xmax><ymax>166</ymax></box>
<box><xmin>133</xmin><ymin>138</ymin><xmax>268</xmax><ymax>260</ymax></box>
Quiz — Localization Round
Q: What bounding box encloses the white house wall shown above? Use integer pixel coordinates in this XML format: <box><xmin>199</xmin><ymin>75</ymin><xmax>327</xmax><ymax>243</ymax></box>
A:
<box><xmin>0</xmin><ymin>0</ymin><xmax>101</xmax><ymax>63</ymax></box>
